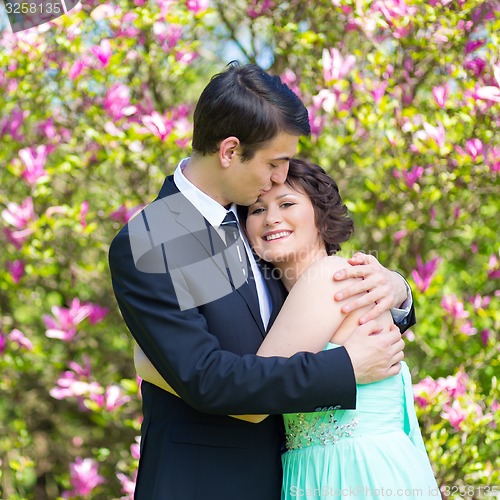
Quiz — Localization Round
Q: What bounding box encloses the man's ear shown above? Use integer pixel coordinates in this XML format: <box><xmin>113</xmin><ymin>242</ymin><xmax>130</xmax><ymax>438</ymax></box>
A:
<box><xmin>218</xmin><ymin>137</ymin><xmax>240</xmax><ymax>168</ymax></box>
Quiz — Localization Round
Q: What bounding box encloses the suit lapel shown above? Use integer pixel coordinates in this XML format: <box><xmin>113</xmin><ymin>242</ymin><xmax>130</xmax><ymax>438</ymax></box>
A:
<box><xmin>159</xmin><ymin>176</ymin><xmax>265</xmax><ymax>334</ymax></box>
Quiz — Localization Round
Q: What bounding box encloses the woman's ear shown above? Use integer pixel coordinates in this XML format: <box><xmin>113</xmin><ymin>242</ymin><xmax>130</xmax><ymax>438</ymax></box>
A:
<box><xmin>218</xmin><ymin>136</ymin><xmax>240</xmax><ymax>168</ymax></box>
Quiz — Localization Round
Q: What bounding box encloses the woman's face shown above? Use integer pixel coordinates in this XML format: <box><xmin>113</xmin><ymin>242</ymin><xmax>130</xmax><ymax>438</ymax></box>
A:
<box><xmin>245</xmin><ymin>182</ymin><xmax>325</xmax><ymax>265</ymax></box>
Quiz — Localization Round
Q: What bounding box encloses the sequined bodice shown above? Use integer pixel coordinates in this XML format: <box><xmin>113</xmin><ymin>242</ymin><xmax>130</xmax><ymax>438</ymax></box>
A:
<box><xmin>283</xmin><ymin>343</ymin><xmax>407</xmax><ymax>451</ymax></box>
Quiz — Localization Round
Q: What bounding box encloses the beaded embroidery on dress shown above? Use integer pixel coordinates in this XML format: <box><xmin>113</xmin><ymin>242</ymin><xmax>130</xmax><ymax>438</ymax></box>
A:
<box><xmin>281</xmin><ymin>343</ymin><xmax>439</xmax><ymax>500</ymax></box>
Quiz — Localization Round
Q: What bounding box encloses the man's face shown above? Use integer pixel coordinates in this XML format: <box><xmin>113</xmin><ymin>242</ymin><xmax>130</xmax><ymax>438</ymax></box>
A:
<box><xmin>223</xmin><ymin>132</ymin><xmax>300</xmax><ymax>206</ymax></box>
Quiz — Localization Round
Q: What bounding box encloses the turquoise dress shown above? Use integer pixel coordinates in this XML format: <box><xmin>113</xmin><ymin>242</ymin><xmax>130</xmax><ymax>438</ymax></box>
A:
<box><xmin>281</xmin><ymin>344</ymin><xmax>439</xmax><ymax>499</ymax></box>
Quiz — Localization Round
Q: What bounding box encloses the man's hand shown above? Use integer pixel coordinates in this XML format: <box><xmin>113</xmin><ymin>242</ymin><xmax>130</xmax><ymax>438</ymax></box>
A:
<box><xmin>343</xmin><ymin>321</ymin><xmax>404</xmax><ymax>384</ymax></box>
<box><xmin>333</xmin><ymin>252</ymin><xmax>408</xmax><ymax>323</ymax></box>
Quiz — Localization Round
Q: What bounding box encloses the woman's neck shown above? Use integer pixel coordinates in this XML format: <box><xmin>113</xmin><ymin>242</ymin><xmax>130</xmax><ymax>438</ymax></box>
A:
<box><xmin>274</xmin><ymin>247</ymin><xmax>328</xmax><ymax>292</ymax></box>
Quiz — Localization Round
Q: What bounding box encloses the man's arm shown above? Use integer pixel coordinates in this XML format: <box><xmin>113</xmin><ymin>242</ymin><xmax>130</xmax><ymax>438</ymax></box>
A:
<box><xmin>332</xmin><ymin>252</ymin><xmax>416</xmax><ymax>333</ymax></box>
<box><xmin>134</xmin><ymin>344</ymin><xmax>268</xmax><ymax>423</ymax></box>
<box><xmin>109</xmin><ymin>228</ymin><xmax>357</xmax><ymax>415</ymax></box>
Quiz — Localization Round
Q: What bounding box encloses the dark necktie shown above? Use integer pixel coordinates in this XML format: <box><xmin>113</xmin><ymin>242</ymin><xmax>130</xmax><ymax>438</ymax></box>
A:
<box><xmin>220</xmin><ymin>211</ymin><xmax>240</xmax><ymax>246</ymax></box>
<box><xmin>220</xmin><ymin>211</ymin><xmax>259</xmax><ymax>302</ymax></box>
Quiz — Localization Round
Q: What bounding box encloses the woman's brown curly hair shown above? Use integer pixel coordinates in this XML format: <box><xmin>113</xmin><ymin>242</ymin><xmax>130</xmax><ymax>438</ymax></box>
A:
<box><xmin>239</xmin><ymin>158</ymin><xmax>354</xmax><ymax>255</ymax></box>
<box><xmin>284</xmin><ymin>158</ymin><xmax>354</xmax><ymax>255</ymax></box>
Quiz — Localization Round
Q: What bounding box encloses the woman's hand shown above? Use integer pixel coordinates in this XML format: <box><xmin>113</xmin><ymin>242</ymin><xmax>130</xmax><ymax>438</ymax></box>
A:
<box><xmin>332</xmin><ymin>252</ymin><xmax>408</xmax><ymax>324</ymax></box>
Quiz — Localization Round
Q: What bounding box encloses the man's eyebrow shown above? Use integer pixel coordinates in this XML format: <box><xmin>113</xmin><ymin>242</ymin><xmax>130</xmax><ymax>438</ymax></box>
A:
<box><xmin>270</xmin><ymin>155</ymin><xmax>293</xmax><ymax>161</ymax></box>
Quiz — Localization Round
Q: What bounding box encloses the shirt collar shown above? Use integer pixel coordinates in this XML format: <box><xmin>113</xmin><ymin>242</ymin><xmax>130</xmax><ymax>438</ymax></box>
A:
<box><xmin>173</xmin><ymin>157</ymin><xmax>238</xmax><ymax>228</ymax></box>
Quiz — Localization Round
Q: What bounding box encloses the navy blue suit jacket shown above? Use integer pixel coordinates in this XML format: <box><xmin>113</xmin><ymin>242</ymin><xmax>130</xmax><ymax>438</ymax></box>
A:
<box><xmin>109</xmin><ymin>176</ymin><xmax>413</xmax><ymax>499</ymax></box>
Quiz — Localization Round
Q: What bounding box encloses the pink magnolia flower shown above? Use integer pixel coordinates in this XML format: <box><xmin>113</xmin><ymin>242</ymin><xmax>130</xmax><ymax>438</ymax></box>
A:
<box><xmin>0</xmin><ymin>333</ymin><xmax>6</xmax><ymax>355</ymax></box>
<box><xmin>372</xmin><ymin>81</ymin><xmax>388</xmax><ymax>104</ymax></box>
<box><xmin>401</xmin><ymin>165</ymin><xmax>424</xmax><ymax>189</ymax></box>
<box><xmin>465</xmin><ymin>138</ymin><xmax>484</xmax><ymax>160</ymax></box>
<box><xmin>487</xmin><ymin>254</ymin><xmax>500</xmax><ymax>280</ymax></box>
<box><xmin>131</xmin><ymin>436</ymin><xmax>141</xmax><ymax>460</ymax></box>
<box><xmin>393</xmin><ymin>230</ymin><xmax>407</xmax><ymax>244</ymax></box>
<box><xmin>117</xmin><ymin>470</ymin><xmax>137</xmax><ymax>498</ymax></box>
<box><xmin>422</xmin><ymin>121</ymin><xmax>446</xmax><ymax>148</ymax></box>
<box><xmin>481</xmin><ymin>329</ymin><xmax>492</xmax><ymax>345</ymax></box>
<box><xmin>78</xmin><ymin>201</ymin><xmax>89</xmax><ymax>228</ymax></box>
<box><xmin>465</xmin><ymin>39</ymin><xmax>485</xmax><ymax>54</ymax></box>
<box><xmin>413</xmin><ymin>376</ymin><xmax>439</xmax><ymax>408</ymax></box>
<box><xmin>63</xmin><ymin>458</ymin><xmax>105</xmax><ymax>498</ymax></box>
<box><xmin>474</xmin><ymin>86</ymin><xmax>500</xmax><ymax>104</ymax></box>
<box><xmin>4</xmin><ymin>228</ymin><xmax>33</xmax><ymax>249</ymax></box>
<box><xmin>441</xmin><ymin>400</ymin><xmax>467</xmax><ymax>432</ymax></box>
<box><xmin>19</xmin><ymin>145</ymin><xmax>52</xmax><ymax>184</ymax></box>
<box><xmin>436</xmin><ymin>370</ymin><xmax>468</xmax><ymax>399</ymax></box>
<box><xmin>91</xmin><ymin>39</ymin><xmax>112</xmax><ymax>67</ymax></box>
<box><xmin>432</xmin><ymin>84</ymin><xmax>449</xmax><ymax>108</ymax></box>
<box><xmin>459</xmin><ymin>321</ymin><xmax>477</xmax><ymax>336</ymax></box>
<box><xmin>142</xmin><ymin>111</ymin><xmax>174</xmax><ymax>141</ymax></box>
<box><xmin>430</xmin><ymin>207</ymin><xmax>437</xmax><ymax>223</ymax></box>
<box><xmin>463</xmin><ymin>57</ymin><xmax>486</xmax><ymax>77</ymax></box>
<box><xmin>469</xmin><ymin>294</ymin><xmax>491</xmax><ymax>311</ymax></box>
<box><xmin>116</xmin><ymin>12</ymin><xmax>141</xmax><ymax>38</ymax></box>
<box><xmin>104</xmin><ymin>83</ymin><xmax>137</xmax><ymax>120</ymax></box>
<box><xmin>488</xmin><ymin>146</ymin><xmax>500</xmax><ymax>174</ymax></box>
<box><xmin>50</xmin><ymin>358</ymin><xmax>103</xmax><ymax>409</ymax></box>
<box><xmin>322</xmin><ymin>48</ymin><xmax>356</xmax><ymax>82</ymax></box>
<box><xmin>68</xmin><ymin>357</ymin><xmax>92</xmax><ymax>378</ymax></box>
<box><xmin>8</xmin><ymin>328</ymin><xmax>33</xmax><ymax>351</ymax></box>
<box><xmin>411</xmin><ymin>256</ymin><xmax>441</xmax><ymax>293</ymax></box>
<box><xmin>87</xmin><ymin>303</ymin><xmax>109</xmax><ymax>325</ymax></box>
<box><xmin>186</xmin><ymin>0</ymin><xmax>209</xmax><ymax>14</ymax></box>
<box><xmin>153</xmin><ymin>22</ymin><xmax>183</xmax><ymax>51</ymax></box>
<box><xmin>37</xmin><ymin>118</ymin><xmax>58</xmax><ymax>141</ymax></box>
<box><xmin>2</xmin><ymin>197</ymin><xmax>35</xmax><ymax>248</ymax></box>
<box><xmin>280</xmin><ymin>69</ymin><xmax>301</xmax><ymax>98</ymax></box>
<box><xmin>50</xmin><ymin>372</ymin><xmax>102</xmax><ymax>402</ymax></box>
<box><xmin>0</xmin><ymin>108</ymin><xmax>28</xmax><ymax>141</ymax></box>
<box><xmin>307</xmin><ymin>106</ymin><xmax>326</xmax><ymax>138</ymax></box>
<box><xmin>43</xmin><ymin>298</ymin><xmax>91</xmax><ymax>341</ymax></box>
<box><xmin>92</xmin><ymin>385</ymin><xmax>131</xmax><ymax>411</ymax></box>
<box><xmin>110</xmin><ymin>204</ymin><xmax>145</xmax><ymax>225</ymax></box>
<box><xmin>175</xmin><ymin>49</ymin><xmax>199</xmax><ymax>65</ymax></box>
<box><xmin>68</xmin><ymin>59</ymin><xmax>88</xmax><ymax>81</ymax></box>
<box><xmin>6</xmin><ymin>260</ymin><xmax>25</xmax><ymax>283</ymax></box>
<box><xmin>370</xmin><ymin>0</ymin><xmax>416</xmax><ymax>37</ymax></box>
<box><xmin>441</xmin><ymin>293</ymin><xmax>469</xmax><ymax>320</ymax></box>
<box><xmin>247</xmin><ymin>0</ymin><xmax>274</xmax><ymax>18</ymax></box>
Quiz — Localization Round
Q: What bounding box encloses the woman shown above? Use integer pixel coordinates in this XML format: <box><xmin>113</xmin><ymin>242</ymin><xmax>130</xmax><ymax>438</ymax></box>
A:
<box><xmin>136</xmin><ymin>159</ymin><xmax>438</xmax><ymax>499</ymax></box>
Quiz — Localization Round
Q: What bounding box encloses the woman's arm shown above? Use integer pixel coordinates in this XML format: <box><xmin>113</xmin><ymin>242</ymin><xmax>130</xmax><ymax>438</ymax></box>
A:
<box><xmin>257</xmin><ymin>256</ymin><xmax>394</xmax><ymax>357</ymax></box>
<box><xmin>134</xmin><ymin>344</ymin><xmax>268</xmax><ymax>423</ymax></box>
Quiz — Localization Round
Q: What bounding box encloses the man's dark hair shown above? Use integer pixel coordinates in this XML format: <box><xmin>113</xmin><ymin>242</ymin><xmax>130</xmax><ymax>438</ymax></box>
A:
<box><xmin>192</xmin><ymin>62</ymin><xmax>311</xmax><ymax>160</ymax></box>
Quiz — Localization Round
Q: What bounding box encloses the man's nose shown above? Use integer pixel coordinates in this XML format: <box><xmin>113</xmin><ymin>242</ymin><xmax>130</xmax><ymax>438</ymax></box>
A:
<box><xmin>270</xmin><ymin>162</ymin><xmax>289</xmax><ymax>185</ymax></box>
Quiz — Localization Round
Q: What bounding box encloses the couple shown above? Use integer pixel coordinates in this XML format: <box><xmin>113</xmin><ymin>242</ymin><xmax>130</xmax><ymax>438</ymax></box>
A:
<box><xmin>109</xmin><ymin>63</ymin><xmax>435</xmax><ymax>499</ymax></box>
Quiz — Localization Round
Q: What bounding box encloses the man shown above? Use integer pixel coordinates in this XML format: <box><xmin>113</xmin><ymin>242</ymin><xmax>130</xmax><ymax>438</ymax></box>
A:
<box><xmin>109</xmin><ymin>63</ymin><xmax>414</xmax><ymax>499</ymax></box>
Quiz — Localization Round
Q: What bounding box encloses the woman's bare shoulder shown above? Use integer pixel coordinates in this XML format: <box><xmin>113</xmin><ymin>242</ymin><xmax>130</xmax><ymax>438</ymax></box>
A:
<box><xmin>306</xmin><ymin>255</ymin><xmax>351</xmax><ymax>273</ymax></box>
<box><xmin>300</xmin><ymin>255</ymin><xmax>353</xmax><ymax>285</ymax></box>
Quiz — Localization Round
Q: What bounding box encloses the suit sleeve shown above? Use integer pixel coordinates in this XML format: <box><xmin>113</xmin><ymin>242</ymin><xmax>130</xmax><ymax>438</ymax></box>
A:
<box><xmin>391</xmin><ymin>273</ymin><xmax>416</xmax><ymax>333</ymax></box>
<box><xmin>109</xmin><ymin>229</ymin><xmax>357</xmax><ymax>414</ymax></box>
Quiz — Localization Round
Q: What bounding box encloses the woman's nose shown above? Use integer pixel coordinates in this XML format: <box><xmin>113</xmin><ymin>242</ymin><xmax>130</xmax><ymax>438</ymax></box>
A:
<box><xmin>265</xmin><ymin>206</ymin><xmax>282</xmax><ymax>225</ymax></box>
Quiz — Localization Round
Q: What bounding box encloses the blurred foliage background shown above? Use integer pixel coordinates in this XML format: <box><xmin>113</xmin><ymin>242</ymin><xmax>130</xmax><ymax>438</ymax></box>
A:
<box><xmin>0</xmin><ymin>0</ymin><xmax>498</xmax><ymax>497</ymax></box>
